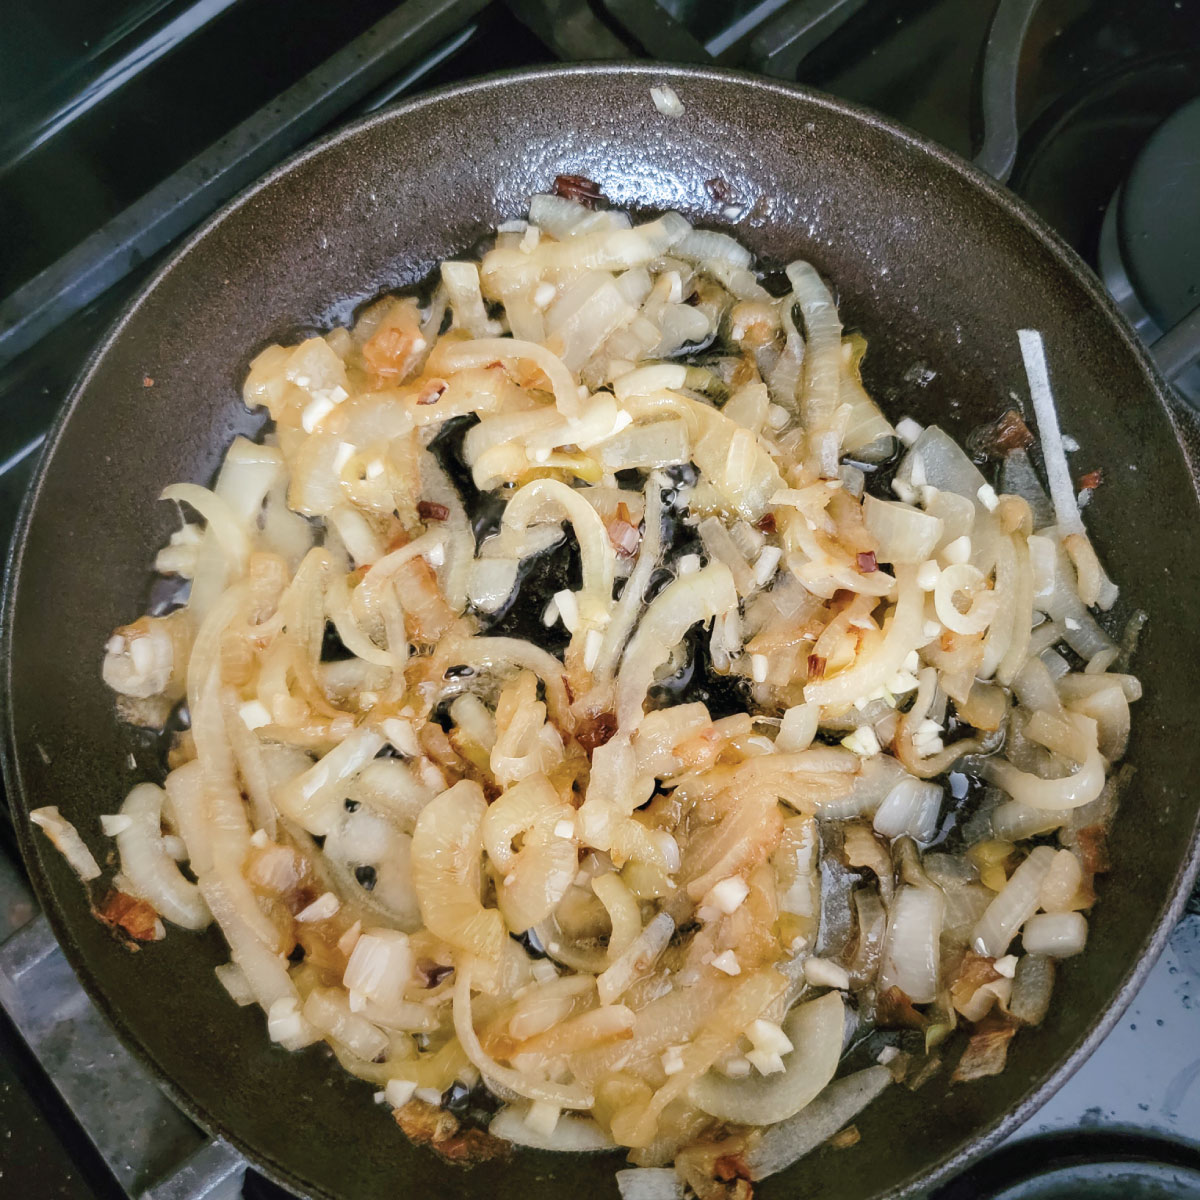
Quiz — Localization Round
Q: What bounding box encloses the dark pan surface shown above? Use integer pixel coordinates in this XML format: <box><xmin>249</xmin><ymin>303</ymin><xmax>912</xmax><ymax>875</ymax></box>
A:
<box><xmin>5</xmin><ymin>64</ymin><xmax>1200</xmax><ymax>1200</ymax></box>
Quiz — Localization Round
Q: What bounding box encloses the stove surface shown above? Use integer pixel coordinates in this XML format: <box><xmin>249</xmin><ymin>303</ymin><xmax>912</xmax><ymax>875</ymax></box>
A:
<box><xmin>1</xmin><ymin>2</ymin><xmax>1198</xmax><ymax>1198</ymax></box>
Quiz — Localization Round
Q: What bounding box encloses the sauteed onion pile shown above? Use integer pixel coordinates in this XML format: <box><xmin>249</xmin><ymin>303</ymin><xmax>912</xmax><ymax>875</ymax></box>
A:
<box><xmin>43</xmin><ymin>187</ymin><xmax>1140</xmax><ymax>1196</ymax></box>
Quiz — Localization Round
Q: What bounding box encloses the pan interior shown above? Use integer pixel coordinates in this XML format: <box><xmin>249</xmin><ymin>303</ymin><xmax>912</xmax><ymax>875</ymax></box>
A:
<box><xmin>6</xmin><ymin>66</ymin><xmax>1199</xmax><ymax>1200</ymax></box>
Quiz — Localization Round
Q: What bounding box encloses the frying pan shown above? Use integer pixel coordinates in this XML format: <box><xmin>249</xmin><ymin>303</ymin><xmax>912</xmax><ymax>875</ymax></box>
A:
<box><xmin>5</xmin><ymin>64</ymin><xmax>1200</xmax><ymax>1200</ymax></box>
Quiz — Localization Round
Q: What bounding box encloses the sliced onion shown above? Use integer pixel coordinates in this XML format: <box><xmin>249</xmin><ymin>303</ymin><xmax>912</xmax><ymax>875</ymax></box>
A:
<box><xmin>597</xmin><ymin>912</ymin><xmax>674</xmax><ymax>1005</ymax></box>
<box><xmin>787</xmin><ymin>261</ymin><xmax>842</xmax><ymax>476</ymax></box>
<box><xmin>491</xmin><ymin>1105</ymin><xmax>615</xmax><ymax>1152</ymax></box>
<box><xmin>615</xmin><ymin>563</ymin><xmax>737</xmax><ymax>728</ymax></box>
<box><xmin>29</xmin><ymin>806</ymin><xmax>101</xmax><ymax>881</ymax></box>
<box><xmin>971</xmin><ymin>845</ymin><xmax>1057</xmax><ymax>957</ymax></box>
<box><xmin>873</xmin><ymin>778</ymin><xmax>942</xmax><ymax>844</ymax></box>
<box><xmin>1022</xmin><ymin>911</ymin><xmax>1087</xmax><ymax>958</ymax></box>
<box><xmin>615</xmin><ymin>1168</ymin><xmax>685</xmax><ymax>1200</ymax></box>
<box><xmin>116</xmin><ymin>784</ymin><xmax>210</xmax><ymax>929</ymax></box>
<box><xmin>878</xmin><ymin>885</ymin><xmax>944</xmax><ymax>1004</ymax></box>
<box><xmin>439</xmin><ymin>337</ymin><xmax>582</xmax><ymax>416</ymax></box>
<box><xmin>978</xmin><ymin>717</ymin><xmax>1105</xmax><ymax>811</ymax></box>
<box><xmin>804</xmin><ymin>566</ymin><xmax>924</xmax><ymax>709</ymax></box>
<box><xmin>934</xmin><ymin>563</ymin><xmax>997</xmax><ymax>636</ymax></box>
<box><xmin>862</xmin><ymin>496</ymin><xmax>943</xmax><ymax>564</ymax></box>
<box><xmin>691</xmin><ymin>992</ymin><xmax>844</xmax><ymax>1124</ymax></box>
<box><xmin>274</xmin><ymin>726</ymin><xmax>385</xmax><ymax>836</ymax></box>
<box><xmin>453</xmin><ymin>967</ymin><xmax>594</xmax><ymax>1108</ymax></box>
<box><xmin>746</xmin><ymin>1066</ymin><xmax>892</xmax><ymax>1180</ymax></box>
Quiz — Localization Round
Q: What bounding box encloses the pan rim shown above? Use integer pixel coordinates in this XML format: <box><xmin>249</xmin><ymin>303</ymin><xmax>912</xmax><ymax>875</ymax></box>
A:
<box><xmin>3</xmin><ymin>60</ymin><xmax>1198</xmax><ymax>1200</ymax></box>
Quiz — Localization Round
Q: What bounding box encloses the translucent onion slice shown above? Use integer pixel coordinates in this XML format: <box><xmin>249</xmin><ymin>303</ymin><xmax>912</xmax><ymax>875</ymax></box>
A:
<box><xmin>453</xmin><ymin>967</ymin><xmax>594</xmax><ymax>1109</ymax></box>
<box><xmin>615</xmin><ymin>563</ymin><xmax>738</xmax><ymax>728</ymax></box>
<box><xmin>491</xmin><ymin>1105</ymin><xmax>614</xmax><ymax>1152</ymax></box>
<box><xmin>746</xmin><ymin>1066</ymin><xmax>892</xmax><ymax>1180</ymax></box>
<box><xmin>971</xmin><ymin>845</ymin><xmax>1057</xmax><ymax>957</ymax></box>
<box><xmin>690</xmin><ymin>991</ymin><xmax>844</xmax><ymax>1125</ymax></box>
<box><xmin>116</xmin><ymin>783</ymin><xmax>210</xmax><ymax>929</ymax></box>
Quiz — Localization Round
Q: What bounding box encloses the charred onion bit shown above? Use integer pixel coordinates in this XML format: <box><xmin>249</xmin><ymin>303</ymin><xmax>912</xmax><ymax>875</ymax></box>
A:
<box><xmin>552</xmin><ymin>174</ymin><xmax>604</xmax><ymax>208</ymax></box>
<box><xmin>966</xmin><ymin>408</ymin><xmax>1034</xmax><ymax>459</ymax></box>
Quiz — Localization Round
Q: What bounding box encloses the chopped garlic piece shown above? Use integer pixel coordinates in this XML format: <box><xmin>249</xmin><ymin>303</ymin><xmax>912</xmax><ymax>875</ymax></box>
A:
<box><xmin>525</xmin><ymin>1100</ymin><xmax>561</xmax><ymax>1136</ymax></box>
<box><xmin>842</xmin><ymin>726</ymin><xmax>881</xmax><ymax>757</ymax></box>
<box><xmin>385</xmin><ymin>1079</ymin><xmax>417</xmax><ymax>1108</ymax></box>
<box><xmin>553</xmin><ymin>818</ymin><xmax>576</xmax><ymax>840</ymax></box>
<box><xmin>943</xmin><ymin>535</ymin><xmax>971</xmax><ymax>564</ymax></box>
<box><xmin>661</xmin><ymin>1045</ymin><xmax>686</xmax><ymax>1076</ymax></box>
<box><xmin>295</xmin><ymin>891</ymin><xmax>340</xmax><ymax>922</ymax></box>
<box><xmin>751</xmin><ymin>653</ymin><xmax>768</xmax><ymax>683</ymax></box>
<box><xmin>100</xmin><ymin>814</ymin><xmax>132</xmax><ymax>836</ymax></box>
<box><xmin>747</xmin><ymin>1049</ymin><xmax>786</xmax><ymax>1076</ymax></box>
<box><xmin>977</xmin><ymin>483</ymin><xmax>999</xmax><ymax>511</ymax></box>
<box><xmin>993</xmin><ymin>954</ymin><xmax>1018</xmax><ymax>979</ymax></box>
<box><xmin>711</xmin><ymin>950</ymin><xmax>741</xmax><ymax>976</ymax></box>
<box><xmin>804</xmin><ymin>957</ymin><xmax>851</xmax><ymax>990</ymax></box>
<box><xmin>382</xmin><ymin>717</ymin><xmax>420</xmax><ymax>757</ymax></box>
<box><xmin>583</xmin><ymin>629</ymin><xmax>603</xmax><ymax>672</ymax></box>
<box><xmin>916</xmin><ymin>560</ymin><xmax>940</xmax><ymax>591</ymax></box>
<box><xmin>239</xmin><ymin>700</ymin><xmax>271</xmax><ymax>730</ymax></box>
<box><xmin>650</xmin><ymin>84</ymin><xmax>685</xmax><ymax>117</ymax></box>
<box><xmin>707</xmin><ymin>875</ymin><xmax>750</xmax><ymax>914</ymax></box>
<box><xmin>553</xmin><ymin>589</ymin><xmax>579</xmax><ymax>633</ymax></box>
<box><xmin>895</xmin><ymin>416</ymin><xmax>923</xmax><ymax>446</ymax></box>
<box><xmin>748</xmin><ymin>1018</ymin><xmax>793</xmax><ymax>1056</ymax></box>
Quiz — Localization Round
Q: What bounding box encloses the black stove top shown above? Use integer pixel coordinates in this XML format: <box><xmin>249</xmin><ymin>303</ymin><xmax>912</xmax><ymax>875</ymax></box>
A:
<box><xmin>1</xmin><ymin>2</ymin><xmax>1198</xmax><ymax>1198</ymax></box>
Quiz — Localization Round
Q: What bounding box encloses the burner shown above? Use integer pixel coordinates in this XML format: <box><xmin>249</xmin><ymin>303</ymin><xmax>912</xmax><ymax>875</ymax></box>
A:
<box><xmin>934</xmin><ymin>1132</ymin><xmax>1200</xmax><ymax>1200</ymax></box>
<box><xmin>1098</xmin><ymin>96</ymin><xmax>1200</xmax><ymax>403</ymax></box>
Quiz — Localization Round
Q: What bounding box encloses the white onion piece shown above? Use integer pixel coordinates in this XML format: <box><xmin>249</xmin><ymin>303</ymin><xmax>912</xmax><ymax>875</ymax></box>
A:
<box><xmin>491</xmin><ymin>1105</ymin><xmax>614</xmax><ymax>1152</ymax></box>
<box><xmin>804</xmin><ymin>566</ymin><xmax>924</xmax><ymax>708</ymax></box>
<box><xmin>116</xmin><ymin>784</ymin><xmax>210</xmax><ymax>929</ymax></box>
<box><xmin>990</xmin><ymin>801</ymin><xmax>1066</xmax><ymax>842</ymax></box>
<box><xmin>615</xmin><ymin>1168</ymin><xmax>686</xmax><ymax>1200</ymax></box>
<box><xmin>898</xmin><ymin>427</ymin><xmax>988</xmax><ymax>503</ymax></box>
<box><xmin>934</xmin><ymin>563</ymin><xmax>997</xmax><ymax>635</ymax></box>
<box><xmin>442</xmin><ymin>261</ymin><xmax>502</xmax><ymax>337</ymax></box>
<box><xmin>862</xmin><ymin>496</ymin><xmax>943</xmax><ymax>564</ymax></box>
<box><xmin>979</xmin><ymin>717</ymin><xmax>1105</xmax><ymax>811</ymax></box>
<box><xmin>198</xmin><ymin>874</ymin><xmax>297</xmax><ymax>1014</ymax></box>
<box><xmin>439</xmin><ymin>337</ymin><xmax>582</xmax><ymax>416</ymax></box>
<box><xmin>1018</xmin><ymin>330</ymin><xmax>1084</xmax><ymax>537</ymax></box>
<box><xmin>503</xmin><ymin>478</ymin><xmax>614</xmax><ymax>608</ymax></box>
<box><xmin>596</xmin><ymin>912</ymin><xmax>674</xmax><ymax>1004</ymax></box>
<box><xmin>873</xmin><ymin>778</ymin><xmax>942</xmax><ymax>844</ymax></box>
<box><xmin>453</xmin><ymin>967</ymin><xmax>593</xmax><ymax>1108</ymax></box>
<box><xmin>440</xmin><ymin>636</ymin><xmax>571</xmax><ymax>729</ymax></box>
<box><xmin>878</xmin><ymin>885</ymin><xmax>944</xmax><ymax>1004</ymax></box>
<box><xmin>747</xmin><ymin>1066</ymin><xmax>892</xmax><ymax>1180</ymax></box>
<box><xmin>1038</xmin><ymin>848</ymin><xmax>1084</xmax><ymax>912</ymax></box>
<box><xmin>786</xmin><ymin>261</ymin><xmax>842</xmax><ymax>475</ymax></box>
<box><xmin>1022</xmin><ymin>911</ymin><xmax>1087</xmax><ymax>958</ymax></box>
<box><xmin>595</xmin><ymin>472</ymin><xmax>664</xmax><ymax>682</ymax></box>
<box><xmin>971</xmin><ymin>845</ymin><xmax>1057</xmax><ymax>957</ymax></box>
<box><xmin>160</xmin><ymin>482</ymin><xmax>252</xmax><ymax>580</ymax></box>
<box><xmin>274</xmin><ymin>727</ymin><xmax>385</xmax><ymax>836</ymax></box>
<box><xmin>690</xmin><ymin>992</ymin><xmax>844</xmax><ymax>1124</ymax></box>
<box><xmin>29</xmin><ymin>807</ymin><xmax>101</xmax><ymax>881</ymax></box>
<box><xmin>303</xmin><ymin>988</ymin><xmax>390</xmax><ymax>1063</ymax></box>
<box><xmin>615</xmin><ymin>563</ymin><xmax>737</xmax><ymax>728</ymax></box>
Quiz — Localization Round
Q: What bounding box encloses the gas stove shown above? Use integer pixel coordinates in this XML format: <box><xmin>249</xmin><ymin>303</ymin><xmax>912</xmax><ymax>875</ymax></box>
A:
<box><xmin>2</xmin><ymin>2</ymin><xmax>1199</xmax><ymax>1198</ymax></box>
